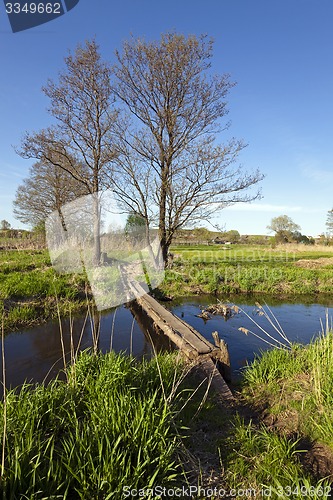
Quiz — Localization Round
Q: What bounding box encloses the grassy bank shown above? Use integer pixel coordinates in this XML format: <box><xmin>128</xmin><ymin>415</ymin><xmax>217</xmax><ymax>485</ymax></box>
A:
<box><xmin>0</xmin><ymin>351</ymin><xmax>187</xmax><ymax>499</ymax></box>
<box><xmin>182</xmin><ymin>328</ymin><xmax>333</xmax><ymax>498</ymax></box>
<box><xmin>0</xmin><ymin>249</ymin><xmax>89</xmax><ymax>332</ymax></box>
<box><xmin>227</xmin><ymin>327</ymin><xmax>333</xmax><ymax>496</ymax></box>
<box><xmin>222</xmin><ymin>326</ymin><xmax>333</xmax><ymax>498</ymax></box>
<box><xmin>1</xmin><ymin>345</ymin><xmax>332</xmax><ymax>499</ymax></box>
<box><xmin>163</xmin><ymin>244</ymin><xmax>333</xmax><ymax>297</ymax></box>
<box><xmin>242</xmin><ymin>327</ymin><xmax>333</xmax><ymax>450</ymax></box>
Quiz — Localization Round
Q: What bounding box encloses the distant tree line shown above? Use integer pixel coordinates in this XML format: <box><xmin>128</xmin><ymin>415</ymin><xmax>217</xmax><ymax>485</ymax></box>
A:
<box><xmin>0</xmin><ymin>220</ymin><xmax>11</xmax><ymax>231</ymax></box>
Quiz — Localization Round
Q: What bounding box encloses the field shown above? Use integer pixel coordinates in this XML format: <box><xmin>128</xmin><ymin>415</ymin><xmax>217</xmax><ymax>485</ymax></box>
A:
<box><xmin>0</xmin><ymin>249</ymin><xmax>88</xmax><ymax>332</ymax></box>
<box><xmin>165</xmin><ymin>243</ymin><xmax>333</xmax><ymax>296</ymax></box>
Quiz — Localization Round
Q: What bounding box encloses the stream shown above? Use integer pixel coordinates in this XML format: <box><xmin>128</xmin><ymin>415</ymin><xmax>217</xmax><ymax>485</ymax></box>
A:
<box><xmin>2</xmin><ymin>294</ymin><xmax>333</xmax><ymax>392</ymax></box>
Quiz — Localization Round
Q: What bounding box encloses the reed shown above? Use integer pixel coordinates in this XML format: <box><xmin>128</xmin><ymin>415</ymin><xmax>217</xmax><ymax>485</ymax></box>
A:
<box><xmin>242</xmin><ymin>314</ymin><xmax>333</xmax><ymax>449</ymax></box>
<box><xmin>225</xmin><ymin>415</ymin><xmax>331</xmax><ymax>499</ymax></box>
<box><xmin>0</xmin><ymin>351</ymin><xmax>189</xmax><ymax>499</ymax></box>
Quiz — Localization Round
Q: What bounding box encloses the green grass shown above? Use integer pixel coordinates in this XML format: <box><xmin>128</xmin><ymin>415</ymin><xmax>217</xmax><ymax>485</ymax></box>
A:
<box><xmin>0</xmin><ymin>249</ymin><xmax>89</xmax><ymax>332</ymax></box>
<box><xmin>177</xmin><ymin>322</ymin><xmax>333</xmax><ymax>498</ymax></box>
<box><xmin>242</xmin><ymin>329</ymin><xmax>333</xmax><ymax>448</ymax></box>
<box><xmin>215</xmin><ymin>330</ymin><xmax>333</xmax><ymax>497</ymax></box>
<box><xmin>224</xmin><ymin>416</ymin><xmax>331</xmax><ymax>499</ymax></box>
<box><xmin>0</xmin><ymin>344</ymin><xmax>331</xmax><ymax>499</ymax></box>
<box><xmin>0</xmin><ymin>351</ymin><xmax>188</xmax><ymax>499</ymax></box>
<box><xmin>2</xmin><ymin>244</ymin><xmax>333</xmax><ymax>331</ymax></box>
<box><xmin>163</xmin><ymin>244</ymin><xmax>333</xmax><ymax>296</ymax></box>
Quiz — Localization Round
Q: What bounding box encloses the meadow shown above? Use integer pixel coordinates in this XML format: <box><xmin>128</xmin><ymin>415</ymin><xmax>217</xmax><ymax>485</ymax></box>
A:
<box><xmin>0</xmin><ymin>249</ymin><xmax>88</xmax><ymax>332</ymax></box>
<box><xmin>165</xmin><ymin>243</ymin><xmax>333</xmax><ymax>296</ymax></box>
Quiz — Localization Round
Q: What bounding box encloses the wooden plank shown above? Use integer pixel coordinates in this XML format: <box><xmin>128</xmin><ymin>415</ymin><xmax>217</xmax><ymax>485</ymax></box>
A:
<box><xmin>140</xmin><ymin>294</ymin><xmax>213</xmax><ymax>354</ymax></box>
<box><xmin>199</xmin><ymin>357</ymin><xmax>235</xmax><ymax>403</ymax></box>
<box><xmin>127</xmin><ymin>279</ymin><xmax>213</xmax><ymax>355</ymax></box>
<box><xmin>135</xmin><ymin>295</ymin><xmax>198</xmax><ymax>359</ymax></box>
<box><xmin>124</xmin><ymin>277</ymin><xmax>234</xmax><ymax>399</ymax></box>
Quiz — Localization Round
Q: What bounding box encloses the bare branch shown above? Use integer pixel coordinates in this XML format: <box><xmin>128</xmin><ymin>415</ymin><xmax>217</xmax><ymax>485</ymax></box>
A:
<box><xmin>113</xmin><ymin>33</ymin><xmax>263</xmax><ymax>262</ymax></box>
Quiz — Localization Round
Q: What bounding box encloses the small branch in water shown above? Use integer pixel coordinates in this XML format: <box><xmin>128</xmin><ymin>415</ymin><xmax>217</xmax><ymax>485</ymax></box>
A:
<box><xmin>237</xmin><ymin>303</ymin><xmax>291</xmax><ymax>350</ymax></box>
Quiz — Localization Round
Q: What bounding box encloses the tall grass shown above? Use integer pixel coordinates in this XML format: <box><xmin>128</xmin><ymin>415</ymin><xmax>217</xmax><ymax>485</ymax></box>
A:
<box><xmin>0</xmin><ymin>351</ymin><xmax>188</xmax><ymax>499</ymax></box>
<box><xmin>225</xmin><ymin>416</ymin><xmax>331</xmax><ymax>499</ymax></box>
<box><xmin>242</xmin><ymin>315</ymin><xmax>333</xmax><ymax>449</ymax></box>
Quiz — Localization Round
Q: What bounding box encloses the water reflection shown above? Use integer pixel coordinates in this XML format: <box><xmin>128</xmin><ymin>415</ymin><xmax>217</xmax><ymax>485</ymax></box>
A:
<box><xmin>1</xmin><ymin>306</ymin><xmax>154</xmax><ymax>394</ymax></box>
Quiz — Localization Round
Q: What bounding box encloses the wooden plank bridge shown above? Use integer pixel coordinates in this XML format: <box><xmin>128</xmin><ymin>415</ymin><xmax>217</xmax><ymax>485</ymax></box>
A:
<box><xmin>126</xmin><ymin>279</ymin><xmax>234</xmax><ymax>403</ymax></box>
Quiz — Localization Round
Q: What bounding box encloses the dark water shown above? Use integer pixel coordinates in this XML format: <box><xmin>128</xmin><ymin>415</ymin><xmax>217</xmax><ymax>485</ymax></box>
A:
<box><xmin>1</xmin><ymin>307</ymin><xmax>154</xmax><ymax>393</ymax></box>
<box><xmin>167</xmin><ymin>295</ymin><xmax>333</xmax><ymax>374</ymax></box>
<box><xmin>2</xmin><ymin>295</ymin><xmax>333</xmax><ymax>391</ymax></box>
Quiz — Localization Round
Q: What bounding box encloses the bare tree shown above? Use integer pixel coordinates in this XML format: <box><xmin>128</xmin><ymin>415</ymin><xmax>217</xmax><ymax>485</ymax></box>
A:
<box><xmin>18</xmin><ymin>39</ymin><xmax>117</xmax><ymax>264</ymax></box>
<box><xmin>113</xmin><ymin>33</ymin><xmax>263</xmax><ymax>263</ymax></box>
<box><xmin>13</xmin><ymin>160</ymin><xmax>87</xmax><ymax>229</ymax></box>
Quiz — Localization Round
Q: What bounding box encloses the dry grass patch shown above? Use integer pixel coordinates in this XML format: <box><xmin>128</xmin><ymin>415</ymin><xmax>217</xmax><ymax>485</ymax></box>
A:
<box><xmin>274</xmin><ymin>244</ymin><xmax>333</xmax><ymax>254</ymax></box>
<box><xmin>295</xmin><ymin>257</ymin><xmax>333</xmax><ymax>269</ymax></box>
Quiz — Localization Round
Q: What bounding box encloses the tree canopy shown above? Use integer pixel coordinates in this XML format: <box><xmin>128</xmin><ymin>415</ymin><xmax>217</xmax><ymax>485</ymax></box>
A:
<box><xmin>18</xmin><ymin>39</ymin><xmax>117</xmax><ymax>264</ymax></box>
<box><xmin>18</xmin><ymin>34</ymin><xmax>263</xmax><ymax>265</ymax></box>
<box><xmin>13</xmin><ymin>161</ymin><xmax>86</xmax><ymax>229</ymax></box>
<box><xmin>267</xmin><ymin>215</ymin><xmax>301</xmax><ymax>243</ymax></box>
<box><xmin>112</xmin><ymin>33</ymin><xmax>263</xmax><ymax>262</ymax></box>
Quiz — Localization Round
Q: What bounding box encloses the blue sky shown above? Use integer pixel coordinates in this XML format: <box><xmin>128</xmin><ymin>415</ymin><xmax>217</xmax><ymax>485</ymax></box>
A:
<box><xmin>0</xmin><ymin>0</ymin><xmax>332</xmax><ymax>236</ymax></box>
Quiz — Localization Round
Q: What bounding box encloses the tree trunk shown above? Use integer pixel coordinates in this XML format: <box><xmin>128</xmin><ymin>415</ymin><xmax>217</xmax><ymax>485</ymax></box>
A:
<box><xmin>158</xmin><ymin>159</ymin><xmax>170</xmax><ymax>266</ymax></box>
<box><xmin>161</xmin><ymin>240</ymin><xmax>169</xmax><ymax>266</ymax></box>
<box><xmin>144</xmin><ymin>223</ymin><xmax>160</xmax><ymax>269</ymax></box>
<box><xmin>57</xmin><ymin>207</ymin><xmax>67</xmax><ymax>233</ymax></box>
<box><xmin>93</xmin><ymin>195</ymin><xmax>101</xmax><ymax>266</ymax></box>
